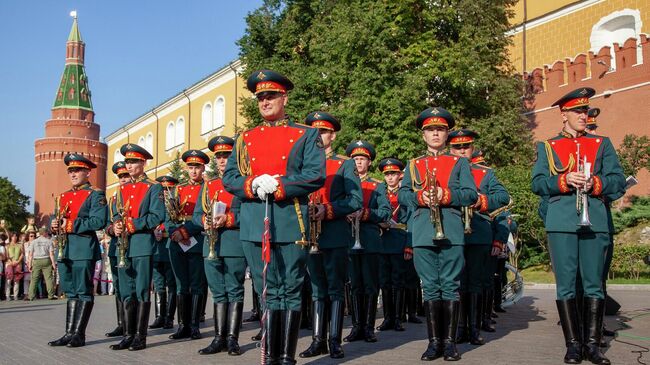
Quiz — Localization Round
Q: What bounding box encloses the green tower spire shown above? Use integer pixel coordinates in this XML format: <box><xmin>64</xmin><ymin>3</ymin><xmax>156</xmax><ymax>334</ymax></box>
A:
<box><xmin>53</xmin><ymin>12</ymin><xmax>93</xmax><ymax>112</ymax></box>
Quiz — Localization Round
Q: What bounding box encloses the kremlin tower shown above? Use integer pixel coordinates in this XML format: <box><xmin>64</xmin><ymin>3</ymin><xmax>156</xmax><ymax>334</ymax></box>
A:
<box><xmin>33</xmin><ymin>13</ymin><xmax>107</xmax><ymax>223</ymax></box>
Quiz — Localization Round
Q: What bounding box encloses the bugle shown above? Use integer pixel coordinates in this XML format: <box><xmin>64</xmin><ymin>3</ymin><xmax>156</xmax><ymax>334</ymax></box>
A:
<box><xmin>575</xmin><ymin>144</ymin><xmax>592</xmax><ymax>227</ymax></box>
<box><xmin>53</xmin><ymin>196</ymin><xmax>70</xmax><ymax>262</ymax></box>
<box><xmin>424</xmin><ymin>160</ymin><xmax>445</xmax><ymax>240</ymax></box>
<box><xmin>351</xmin><ymin>211</ymin><xmax>363</xmax><ymax>250</ymax></box>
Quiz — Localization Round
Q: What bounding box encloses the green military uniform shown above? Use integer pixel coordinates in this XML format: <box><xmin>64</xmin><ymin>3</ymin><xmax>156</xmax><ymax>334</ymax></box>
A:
<box><xmin>447</xmin><ymin>129</ymin><xmax>510</xmax><ymax>345</ymax></box>
<box><xmin>343</xmin><ymin>140</ymin><xmax>392</xmax><ymax>344</ymax></box>
<box><xmin>531</xmin><ymin>88</ymin><xmax>625</xmax><ymax>364</ymax></box>
<box><xmin>194</xmin><ymin>136</ymin><xmax>247</xmax><ymax>356</ymax></box>
<box><xmin>105</xmin><ymin>161</ymin><xmax>128</xmax><ymax>338</ymax></box>
<box><xmin>299</xmin><ymin>112</ymin><xmax>363</xmax><ymax>359</ymax></box>
<box><xmin>48</xmin><ymin>154</ymin><xmax>107</xmax><ymax>348</ymax></box>
<box><xmin>223</xmin><ymin>70</ymin><xmax>326</xmax><ymax>365</ymax></box>
<box><xmin>150</xmin><ymin>176</ymin><xmax>178</xmax><ymax>330</ymax></box>
<box><xmin>399</xmin><ymin>107</ymin><xmax>478</xmax><ymax>361</ymax></box>
<box><xmin>376</xmin><ymin>158</ymin><xmax>409</xmax><ymax>333</ymax></box>
<box><xmin>110</xmin><ymin>144</ymin><xmax>165</xmax><ymax>352</ymax></box>
<box><xmin>166</xmin><ymin>150</ymin><xmax>209</xmax><ymax>341</ymax></box>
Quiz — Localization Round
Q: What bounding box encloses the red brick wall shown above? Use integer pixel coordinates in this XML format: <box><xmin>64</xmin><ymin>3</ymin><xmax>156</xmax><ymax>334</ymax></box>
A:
<box><xmin>524</xmin><ymin>34</ymin><xmax>650</xmax><ymax>197</ymax></box>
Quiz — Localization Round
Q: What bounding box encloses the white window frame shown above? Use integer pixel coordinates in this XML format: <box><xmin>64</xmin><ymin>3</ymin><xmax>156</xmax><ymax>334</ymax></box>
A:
<box><xmin>590</xmin><ymin>9</ymin><xmax>643</xmax><ymax>70</ymax></box>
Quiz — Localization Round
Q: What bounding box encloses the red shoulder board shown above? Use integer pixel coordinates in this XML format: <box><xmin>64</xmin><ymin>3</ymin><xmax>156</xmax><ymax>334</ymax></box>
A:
<box><xmin>549</xmin><ymin>136</ymin><xmax>603</xmax><ymax>174</ymax></box>
<box><xmin>120</xmin><ymin>182</ymin><xmax>151</xmax><ymax>218</ymax></box>
<box><xmin>243</xmin><ymin>125</ymin><xmax>306</xmax><ymax>176</ymax></box>
<box><xmin>470</xmin><ymin>165</ymin><xmax>489</xmax><ymax>189</ymax></box>
<box><xmin>413</xmin><ymin>155</ymin><xmax>459</xmax><ymax>190</ymax></box>
<box><xmin>177</xmin><ymin>183</ymin><xmax>202</xmax><ymax>215</ymax></box>
<box><xmin>361</xmin><ymin>179</ymin><xmax>379</xmax><ymax>208</ymax></box>
<box><xmin>60</xmin><ymin>189</ymin><xmax>92</xmax><ymax>221</ymax></box>
<box><xmin>206</xmin><ymin>178</ymin><xmax>235</xmax><ymax>213</ymax></box>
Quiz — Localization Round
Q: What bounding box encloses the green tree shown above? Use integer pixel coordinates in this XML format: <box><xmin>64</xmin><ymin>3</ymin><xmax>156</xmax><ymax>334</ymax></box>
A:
<box><xmin>0</xmin><ymin>177</ymin><xmax>31</xmax><ymax>232</ymax></box>
<box><xmin>167</xmin><ymin>151</ymin><xmax>189</xmax><ymax>184</ymax></box>
<box><xmin>206</xmin><ymin>155</ymin><xmax>220</xmax><ymax>180</ymax></box>
<box><xmin>238</xmin><ymin>0</ymin><xmax>534</xmax><ymax>167</ymax></box>
<box><xmin>617</xmin><ymin>134</ymin><xmax>650</xmax><ymax>177</ymax></box>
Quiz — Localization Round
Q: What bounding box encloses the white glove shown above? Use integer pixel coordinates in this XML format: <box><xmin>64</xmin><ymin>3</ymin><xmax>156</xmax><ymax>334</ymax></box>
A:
<box><xmin>252</xmin><ymin>174</ymin><xmax>278</xmax><ymax>199</ymax></box>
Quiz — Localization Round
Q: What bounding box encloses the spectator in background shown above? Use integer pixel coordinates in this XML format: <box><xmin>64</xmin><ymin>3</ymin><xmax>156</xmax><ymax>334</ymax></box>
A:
<box><xmin>100</xmin><ymin>234</ymin><xmax>112</xmax><ymax>295</ymax></box>
<box><xmin>22</xmin><ymin>232</ymin><xmax>35</xmax><ymax>300</ymax></box>
<box><xmin>5</xmin><ymin>232</ymin><xmax>24</xmax><ymax>300</ymax></box>
<box><xmin>93</xmin><ymin>232</ymin><xmax>105</xmax><ymax>295</ymax></box>
<box><xmin>27</xmin><ymin>227</ymin><xmax>57</xmax><ymax>300</ymax></box>
<box><xmin>0</xmin><ymin>232</ymin><xmax>6</xmax><ymax>300</ymax></box>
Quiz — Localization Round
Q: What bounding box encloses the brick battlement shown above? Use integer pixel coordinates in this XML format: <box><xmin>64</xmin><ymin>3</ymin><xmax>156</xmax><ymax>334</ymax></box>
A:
<box><xmin>523</xmin><ymin>34</ymin><xmax>649</xmax><ymax>111</ymax></box>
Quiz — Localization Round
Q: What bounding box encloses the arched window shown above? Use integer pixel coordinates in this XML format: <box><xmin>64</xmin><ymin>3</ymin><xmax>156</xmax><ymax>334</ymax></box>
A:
<box><xmin>113</xmin><ymin>149</ymin><xmax>124</xmax><ymax>163</ymax></box>
<box><xmin>590</xmin><ymin>10</ymin><xmax>642</xmax><ymax>70</ymax></box>
<box><xmin>137</xmin><ymin>136</ymin><xmax>146</xmax><ymax>148</ymax></box>
<box><xmin>201</xmin><ymin>103</ymin><xmax>213</xmax><ymax>135</ymax></box>
<box><xmin>166</xmin><ymin>121</ymin><xmax>175</xmax><ymax>150</ymax></box>
<box><xmin>214</xmin><ymin>97</ymin><xmax>225</xmax><ymax>130</ymax></box>
<box><xmin>145</xmin><ymin>132</ymin><xmax>154</xmax><ymax>154</ymax></box>
<box><xmin>175</xmin><ymin>117</ymin><xmax>185</xmax><ymax>146</ymax></box>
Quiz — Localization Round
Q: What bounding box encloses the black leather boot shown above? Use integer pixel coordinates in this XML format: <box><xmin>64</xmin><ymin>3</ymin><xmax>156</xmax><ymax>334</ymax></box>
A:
<box><xmin>105</xmin><ymin>297</ymin><xmax>125</xmax><ymax>337</ymax></box>
<box><xmin>407</xmin><ymin>288</ymin><xmax>423</xmax><ymax>323</ymax></box>
<box><xmin>469</xmin><ymin>293</ymin><xmax>485</xmax><ymax>345</ymax></box>
<box><xmin>416</xmin><ymin>285</ymin><xmax>425</xmax><ymax>317</ymax></box>
<box><xmin>442</xmin><ymin>300</ymin><xmax>461</xmax><ymax>361</ymax></box>
<box><xmin>557</xmin><ymin>299</ymin><xmax>583</xmax><ymax>364</ymax></box>
<box><xmin>68</xmin><ymin>300</ymin><xmax>94</xmax><ymax>347</ymax></box>
<box><xmin>377</xmin><ymin>287</ymin><xmax>395</xmax><ymax>331</ymax></box>
<box><xmin>299</xmin><ymin>300</ymin><xmax>328</xmax><ymax>358</ymax></box>
<box><xmin>129</xmin><ymin>301</ymin><xmax>150</xmax><ymax>351</ymax></box>
<box><xmin>164</xmin><ymin>290</ymin><xmax>176</xmax><ymax>329</ymax></box>
<box><xmin>227</xmin><ymin>302</ymin><xmax>243</xmax><ymax>356</ymax></box>
<box><xmin>169</xmin><ymin>294</ymin><xmax>192</xmax><ymax>339</ymax></box>
<box><xmin>252</xmin><ymin>325</ymin><xmax>263</xmax><ymax>341</ymax></box>
<box><xmin>199</xmin><ymin>302</ymin><xmax>228</xmax><ymax>354</ymax></box>
<box><xmin>394</xmin><ymin>288</ymin><xmax>405</xmax><ymax>331</ymax></box>
<box><xmin>200</xmin><ymin>288</ymin><xmax>208</xmax><ymax>323</ymax></box>
<box><xmin>456</xmin><ymin>292</ymin><xmax>469</xmax><ymax>344</ymax></box>
<box><xmin>583</xmin><ymin>298</ymin><xmax>610</xmax><ymax>365</ymax></box>
<box><xmin>110</xmin><ymin>299</ymin><xmax>137</xmax><ymax>350</ymax></box>
<box><xmin>48</xmin><ymin>299</ymin><xmax>77</xmax><ymax>346</ymax></box>
<box><xmin>364</xmin><ymin>294</ymin><xmax>378</xmax><ymax>342</ymax></box>
<box><xmin>329</xmin><ymin>300</ymin><xmax>345</xmax><ymax>359</ymax></box>
<box><xmin>149</xmin><ymin>291</ymin><xmax>166</xmax><ymax>329</ymax></box>
<box><xmin>421</xmin><ymin>300</ymin><xmax>443</xmax><ymax>361</ymax></box>
<box><xmin>244</xmin><ymin>288</ymin><xmax>260</xmax><ymax>322</ymax></box>
<box><xmin>280</xmin><ymin>310</ymin><xmax>302</xmax><ymax>365</ymax></box>
<box><xmin>493</xmin><ymin>275</ymin><xmax>506</xmax><ymax>312</ymax></box>
<box><xmin>265</xmin><ymin>310</ymin><xmax>282</xmax><ymax>365</ymax></box>
<box><xmin>344</xmin><ymin>294</ymin><xmax>365</xmax><ymax>342</ymax></box>
<box><xmin>344</xmin><ymin>282</ymin><xmax>352</xmax><ymax>316</ymax></box>
<box><xmin>481</xmin><ymin>290</ymin><xmax>496</xmax><ymax>332</ymax></box>
<box><xmin>190</xmin><ymin>294</ymin><xmax>203</xmax><ymax>339</ymax></box>
<box><xmin>300</xmin><ymin>288</ymin><xmax>312</xmax><ymax>330</ymax></box>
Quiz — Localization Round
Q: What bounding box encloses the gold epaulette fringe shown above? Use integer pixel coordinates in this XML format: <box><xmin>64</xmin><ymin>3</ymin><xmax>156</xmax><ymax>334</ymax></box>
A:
<box><xmin>543</xmin><ymin>141</ymin><xmax>574</xmax><ymax>176</ymax></box>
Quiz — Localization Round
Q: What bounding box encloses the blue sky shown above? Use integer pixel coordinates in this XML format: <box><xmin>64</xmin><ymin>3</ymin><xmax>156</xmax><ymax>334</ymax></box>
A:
<box><xmin>0</xmin><ymin>0</ymin><xmax>263</xmax><ymax>208</ymax></box>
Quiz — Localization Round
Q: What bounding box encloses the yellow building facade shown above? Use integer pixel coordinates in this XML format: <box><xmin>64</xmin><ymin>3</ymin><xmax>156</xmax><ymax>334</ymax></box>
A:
<box><xmin>104</xmin><ymin>60</ymin><xmax>251</xmax><ymax>195</ymax></box>
<box><xmin>508</xmin><ymin>0</ymin><xmax>649</xmax><ymax>73</ymax></box>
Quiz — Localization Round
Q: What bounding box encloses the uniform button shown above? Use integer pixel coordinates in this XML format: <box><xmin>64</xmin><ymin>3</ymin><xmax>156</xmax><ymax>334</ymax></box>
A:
<box><xmin>551</xmin><ymin>142</ymin><xmax>555</xmax><ymax>145</ymax></box>
<box><xmin>73</xmin><ymin>192</ymin><xmax>76</xmax><ymax>195</ymax></box>
<box><xmin>596</xmin><ymin>139</ymin><xmax>601</xmax><ymax>143</ymax></box>
<box><xmin>244</xmin><ymin>133</ymin><xmax>249</xmax><ymax>137</ymax></box>
<box><xmin>131</xmin><ymin>195</ymin><xmax>134</xmax><ymax>198</ymax></box>
<box><xmin>299</xmin><ymin>130</ymin><xmax>303</xmax><ymax>134</ymax></box>
<box><xmin>454</xmin><ymin>157</ymin><xmax>458</xmax><ymax>160</ymax></box>
<box><xmin>281</xmin><ymin>156</ymin><xmax>286</xmax><ymax>160</ymax></box>
<box><xmin>248</xmin><ymin>142</ymin><xmax>252</xmax><ymax>146</ymax></box>
<box><xmin>219</xmin><ymin>190</ymin><xmax>223</xmax><ymax>193</ymax></box>
<box><xmin>289</xmin><ymin>139</ymin><xmax>294</xmax><ymax>142</ymax></box>
<box><xmin>252</xmin><ymin>157</ymin><xmax>256</xmax><ymax>161</ymax></box>
<box><xmin>434</xmin><ymin>157</ymin><xmax>438</xmax><ymax>161</ymax></box>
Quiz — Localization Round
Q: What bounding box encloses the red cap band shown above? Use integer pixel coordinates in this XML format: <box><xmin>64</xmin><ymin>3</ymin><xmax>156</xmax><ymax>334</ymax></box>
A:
<box><xmin>124</xmin><ymin>151</ymin><xmax>146</xmax><ymax>160</ymax></box>
<box><xmin>421</xmin><ymin>116</ymin><xmax>449</xmax><ymax>129</ymax></box>
<box><xmin>311</xmin><ymin>120</ymin><xmax>335</xmax><ymax>130</ymax></box>
<box><xmin>350</xmin><ymin>147</ymin><xmax>371</xmax><ymax>158</ymax></box>
<box><xmin>256</xmin><ymin>81</ymin><xmax>286</xmax><ymax>94</ymax></box>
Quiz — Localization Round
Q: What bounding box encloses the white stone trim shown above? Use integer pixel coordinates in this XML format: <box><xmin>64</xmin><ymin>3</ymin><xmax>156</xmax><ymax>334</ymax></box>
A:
<box><xmin>507</xmin><ymin>0</ymin><xmax>605</xmax><ymax>35</ymax></box>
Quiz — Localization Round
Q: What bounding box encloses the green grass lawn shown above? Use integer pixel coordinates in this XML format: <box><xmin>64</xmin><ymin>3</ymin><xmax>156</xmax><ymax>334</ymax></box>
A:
<box><xmin>519</xmin><ymin>265</ymin><xmax>650</xmax><ymax>284</ymax></box>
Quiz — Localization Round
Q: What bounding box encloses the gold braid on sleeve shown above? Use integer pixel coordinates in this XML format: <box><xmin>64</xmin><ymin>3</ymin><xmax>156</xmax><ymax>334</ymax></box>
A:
<box><xmin>235</xmin><ymin>134</ymin><xmax>251</xmax><ymax>176</ymax></box>
<box><xmin>543</xmin><ymin>141</ymin><xmax>574</xmax><ymax>176</ymax></box>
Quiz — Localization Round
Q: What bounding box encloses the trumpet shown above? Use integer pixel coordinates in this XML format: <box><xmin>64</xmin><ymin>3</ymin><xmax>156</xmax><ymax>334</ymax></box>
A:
<box><xmin>308</xmin><ymin>193</ymin><xmax>322</xmax><ymax>254</ymax></box>
<box><xmin>351</xmin><ymin>211</ymin><xmax>363</xmax><ymax>250</ymax></box>
<box><xmin>462</xmin><ymin>206</ymin><xmax>473</xmax><ymax>234</ymax></box>
<box><xmin>488</xmin><ymin>198</ymin><xmax>514</xmax><ymax>220</ymax></box>
<box><xmin>53</xmin><ymin>196</ymin><xmax>70</xmax><ymax>262</ymax></box>
<box><xmin>575</xmin><ymin>144</ymin><xmax>592</xmax><ymax>227</ymax></box>
<box><xmin>164</xmin><ymin>188</ymin><xmax>188</xmax><ymax>224</ymax></box>
<box><xmin>115</xmin><ymin>197</ymin><xmax>131</xmax><ymax>268</ymax></box>
<box><xmin>424</xmin><ymin>160</ymin><xmax>445</xmax><ymax>241</ymax></box>
<box><xmin>205</xmin><ymin>193</ymin><xmax>226</xmax><ymax>261</ymax></box>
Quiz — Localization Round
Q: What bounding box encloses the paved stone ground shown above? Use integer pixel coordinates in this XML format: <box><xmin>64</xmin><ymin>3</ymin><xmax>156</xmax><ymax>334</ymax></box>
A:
<box><xmin>1</xmin><ymin>283</ymin><xmax>649</xmax><ymax>365</ymax></box>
